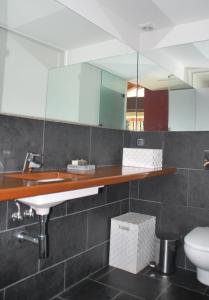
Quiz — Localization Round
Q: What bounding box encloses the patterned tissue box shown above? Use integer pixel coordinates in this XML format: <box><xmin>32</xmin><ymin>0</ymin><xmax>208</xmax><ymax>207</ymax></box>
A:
<box><xmin>122</xmin><ymin>148</ymin><xmax>162</xmax><ymax>168</ymax></box>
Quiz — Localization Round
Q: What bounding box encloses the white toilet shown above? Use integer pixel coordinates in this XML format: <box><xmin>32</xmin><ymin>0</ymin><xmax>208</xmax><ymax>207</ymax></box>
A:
<box><xmin>184</xmin><ymin>227</ymin><xmax>209</xmax><ymax>285</ymax></box>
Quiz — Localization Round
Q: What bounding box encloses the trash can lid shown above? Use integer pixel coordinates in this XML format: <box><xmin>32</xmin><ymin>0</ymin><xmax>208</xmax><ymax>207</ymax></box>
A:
<box><xmin>184</xmin><ymin>227</ymin><xmax>209</xmax><ymax>251</ymax></box>
<box><xmin>157</xmin><ymin>233</ymin><xmax>179</xmax><ymax>241</ymax></box>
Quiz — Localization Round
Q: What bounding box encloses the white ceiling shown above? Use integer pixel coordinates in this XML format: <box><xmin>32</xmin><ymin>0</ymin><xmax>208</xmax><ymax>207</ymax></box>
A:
<box><xmin>153</xmin><ymin>0</ymin><xmax>209</xmax><ymax>25</ymax></box>
<box><xmin>97</xmin><ymin>0</ymin><xmax>173</xmax><ymax>30</ymax></box>
<box><xmin>1</xmin><ymin>0</ymin><xmax>209</xmax><ymax>88</ymax></box>
<box><xmin>0</xmin><ymin>0</ymin><xmax>112</xmax><ymax>50</ymax></box>
<box><xmin>91</xmin><ymin>53</ymin><xmax>190</xmax><ymax>90</ymax></box>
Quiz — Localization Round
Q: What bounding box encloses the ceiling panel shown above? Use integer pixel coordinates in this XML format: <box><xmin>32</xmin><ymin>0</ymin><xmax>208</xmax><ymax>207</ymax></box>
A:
<box><xmin>153</xmin><ymin>0</ymin><xmax>209</xmax><ymax>25</ymax></box>
<box><xmin>97</xmin><ymin>0</ymin><xmax>173</xmax><ymax>30</ymax></box>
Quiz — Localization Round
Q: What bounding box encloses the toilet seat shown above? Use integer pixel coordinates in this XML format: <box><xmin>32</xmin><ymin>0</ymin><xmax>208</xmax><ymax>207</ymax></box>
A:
<box><xmin>184</xmin><ymin>227</ymin><xmax>209</xmax><ymax>252</ymax></box>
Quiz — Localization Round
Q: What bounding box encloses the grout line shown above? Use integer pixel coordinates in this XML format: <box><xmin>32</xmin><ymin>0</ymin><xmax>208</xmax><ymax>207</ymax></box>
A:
<box><xmin>90</xmin><ymin>278</ymin><xmax>146</xmax><ymax>300</ymax></box>
<box><xmin>130</xmin><ymin>198</ymin><xmax>161</xmax><ymax>204</ymax></box>
<box><xmin>88</xmin><ymin>278</ymin><xmax>121</xmax><ymax>293</ymax></box>
<box><xmin>186</xmin><ymin>169</ymin><xmax>190</xmax><ymax>208</ymax></box>
<box><xmin>154</xmin><ymin>282</ymin><xmax>172</xmax><ymax>300</ymax></box>
<box><xmin>170</xmin><ymin>282</ymin><xmax>207</xmax><ymax>295</ymax></box>
<box><xmin>65</xmin><ymin>198</ymin><xmax>130</xmax><ymax>217</ymax></box>
<box><xmin>4</xmin><ymin>241</ymin><xmax>109</xmax><ymax>291</ymax></box>
<box><xmin>85</xmin><ymin>210</ymin><xmax>89</xmax><ymax>250</ymax></box>
<box><xmin>92</xmin><ymin>267</ymin><xmax>115</xmax><ymax>281</ymax></box>
<box><xmin>111</xmin><ymin>291</ymin><xmax>122</xmax><ymax>300</ymax></box>
<box><xmin>63</xmin><ymin>261</ymin><xmax>66</xmax><ymax>291</ymax></box>
<box><xmin>65</xmin><ymin>202</ymin><xmax>68</xmax><ymax>216</ymax></box>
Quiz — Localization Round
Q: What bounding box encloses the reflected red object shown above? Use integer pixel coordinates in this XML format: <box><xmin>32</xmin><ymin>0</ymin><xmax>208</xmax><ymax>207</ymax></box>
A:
<box><xmin>144</xmin><ymin>89</ymin><xmax>168</xmax><ymax>131</ymax></box>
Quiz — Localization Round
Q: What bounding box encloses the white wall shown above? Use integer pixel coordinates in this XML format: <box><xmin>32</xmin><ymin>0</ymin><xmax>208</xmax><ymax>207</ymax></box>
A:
<box><xmin>46</xmin><ymin>63</ymin><xmax>102</xmax><ymax>126</ymax></box>
<box><xmin>0</xmin><ymin>28</ymin><xmax>63</xmax><ymax>119</ymax></box>
<box><xmin>46</xmin><ymin>64</ymin><xmax>81</xmax><ymax>122</ymax></box>
<box><xmin>196</xmin><ymin>87</ymin><xmax>209</xmax><ymax>131</ymax></box>
<box><xmin>169</xmin><ymin>89</ymin><xmax>196</xmax><ymax>131</ymax></box>
<box><xmin>79</xmin><ymin>63</ymin><xmax>101</xmax><ymax>125</ymax></box>
<box><xmin>169</xmin><ymin>87</ymin><xmax>209</xmax><ymax>131</ymax></box>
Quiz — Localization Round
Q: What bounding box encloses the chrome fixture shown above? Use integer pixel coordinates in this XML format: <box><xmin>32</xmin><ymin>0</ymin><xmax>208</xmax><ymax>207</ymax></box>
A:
<box><xmin>12</xmin><ymin>201</ymin><xmax>34</xmax><ymax>221</ymax></box>
<box><xmin>23</xmin><ymin>207</ymin><xmax>35</xmax><ymax>218</ymax></box>
<box><xmin>11</xmin><ymin>201</ymin><xmax>23</xmax><ymax>221</ymax></box>
<box><xmin>16</xmin><ymin>215</ymin><xmax>48</xmax><ymax>259</ymax></box>
<box><xmin>22</xmin><ymin>152</ymin><xmax>42</xmax><ymax>172</ymax></box>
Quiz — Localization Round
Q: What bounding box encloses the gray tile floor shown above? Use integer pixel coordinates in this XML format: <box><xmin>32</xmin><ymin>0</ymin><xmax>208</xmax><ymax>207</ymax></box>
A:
<box><xmin>57</xmin><ymin>266</ymin><xmax>209</xmax><ymax>300</ymax></box>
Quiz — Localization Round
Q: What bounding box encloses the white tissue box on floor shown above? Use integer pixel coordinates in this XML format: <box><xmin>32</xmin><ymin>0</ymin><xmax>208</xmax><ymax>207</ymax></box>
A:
<box><xmin>109</xmin><ymin>212</ymin><xmax>156</xmax><ymax>274</ymax></box>
<box><xmin>122</xmin><ymin>148</ymin><xmax>162</xmax><ymax>168</ymax></box>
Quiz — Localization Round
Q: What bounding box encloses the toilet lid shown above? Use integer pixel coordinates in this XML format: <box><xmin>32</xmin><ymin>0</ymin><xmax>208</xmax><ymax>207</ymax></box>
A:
<box><xmin>184</xmin><ymin>227</ymin><xmax>209</xmax><ymax>251</ymax></box>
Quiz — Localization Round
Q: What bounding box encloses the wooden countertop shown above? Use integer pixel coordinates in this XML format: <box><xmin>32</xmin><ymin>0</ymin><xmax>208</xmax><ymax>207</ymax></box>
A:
<box><xmin>0</xmin><ymin>166</ymin><xmax>176</xmax><ymax>201</ymax></box>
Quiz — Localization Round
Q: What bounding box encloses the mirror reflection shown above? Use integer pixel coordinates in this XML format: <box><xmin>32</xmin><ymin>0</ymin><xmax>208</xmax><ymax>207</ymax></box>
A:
<box><xmin>2</xmin><ymin>0</ymin><xmax>209</xmax><ymax>132</ymax></box>
<box><xmin>46</xmin><ymin>52</ymin><xmax>138</xmax><ymax>130</ymax></box>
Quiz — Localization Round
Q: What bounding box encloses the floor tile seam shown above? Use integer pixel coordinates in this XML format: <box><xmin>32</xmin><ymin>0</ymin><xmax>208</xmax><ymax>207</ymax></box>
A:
<box><xmin>88</xmin><ymin>278</ymin><xmax>122</xmax><ymax>293</ymax></box>
<box><xmin>93</xmin><ymin>267</ymin><xmax>116</xmax><ymax>281</ymax></box>
<box><xmin>62</xmin><ymin>265</ymin><xmax>115</xmax><ymax>296</ymax></box>
<box><xmin>110</xmin><ymin>291</ymin><xmax>123</xmax><ymax>300</ymax></box>
<box><xmin>89</xmin><ymin>265</ymin><xmax>114</xmax><ymax>280</ymax></box>
<box><xmin>154</xmin><ymin>282</ymin><xmax>172</xmax><ymax>300</ymax></box>
<box><xmin>171</xmin><ymin>281</ymin><xmax>207</xmax><ymax>295</ymax></box>
<box><xmin>90</xmin><ymin>277</ymin><xmax>147</xmax><ymax>300</ymax></box>
<box><xmin>119</xmin><ymin>291</ymin><xmax>147</xmax><ymax>300</ymax></box>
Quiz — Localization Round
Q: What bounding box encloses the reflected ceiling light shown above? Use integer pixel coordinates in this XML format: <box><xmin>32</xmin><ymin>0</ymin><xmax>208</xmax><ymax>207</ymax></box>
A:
<box><xmin>127</xmin><ymin>87</ymin><xmax>145</xmax><ymax>98</ymax></box>
<box><xmin>138</xmin><ymin>22</ymin><xmax>156</xmax><ymax>32</ymax></box>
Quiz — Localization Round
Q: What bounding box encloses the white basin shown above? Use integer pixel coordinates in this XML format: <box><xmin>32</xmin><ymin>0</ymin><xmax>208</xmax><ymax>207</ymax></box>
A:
<box><xmin>18</xmin><ymin>186</ymin><xmax>103</xmax><ymax>215</ymax></box>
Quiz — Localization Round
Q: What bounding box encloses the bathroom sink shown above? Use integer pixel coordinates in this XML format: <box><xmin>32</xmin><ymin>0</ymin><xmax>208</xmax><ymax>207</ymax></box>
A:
<box><xmin>6</xmin><ymin>171</ymin><xmax>87</xmax><ymax>182</ymax></box>
<box><xmin>18</xmin><ymin>186</ymin><xmax>103</xmax><ymax>215</ymax></box>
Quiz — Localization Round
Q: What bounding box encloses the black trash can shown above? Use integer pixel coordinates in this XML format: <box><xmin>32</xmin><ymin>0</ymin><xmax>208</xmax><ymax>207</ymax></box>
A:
<box><xmin>157</xmin><ymin>235</ymin><xmax>178</xmax><ymax>275</ymax></box>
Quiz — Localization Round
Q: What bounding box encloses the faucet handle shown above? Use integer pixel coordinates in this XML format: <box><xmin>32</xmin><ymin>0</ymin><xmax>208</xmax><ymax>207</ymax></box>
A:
<box><xmin>28</xmin><ymin>153</ymin><xmax>41</xmax><ymax>160</ymax></box>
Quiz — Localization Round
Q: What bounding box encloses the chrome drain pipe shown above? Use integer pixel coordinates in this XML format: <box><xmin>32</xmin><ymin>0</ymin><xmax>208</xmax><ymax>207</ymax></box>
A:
<box><xmin>15</xmin><ymin>215</ymin><xmax>48</xmax><ymax>259</ymax></box>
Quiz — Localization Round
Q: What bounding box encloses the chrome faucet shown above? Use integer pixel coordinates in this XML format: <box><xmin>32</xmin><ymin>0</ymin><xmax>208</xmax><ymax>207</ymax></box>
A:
<box><xmin>23</xmin><ymin>152</ymin><xmax>42</xmax><ymax>172</ymax></box>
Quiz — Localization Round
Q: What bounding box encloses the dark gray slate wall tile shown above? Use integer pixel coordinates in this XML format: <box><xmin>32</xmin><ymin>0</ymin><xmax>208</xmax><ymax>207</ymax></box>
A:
<box><xmin>106</xmin><ymin>183</ymin><xmax>129</xmax><ymax>203</ymax></box>
<box><xmin>190</xmin><ymin>132</ymin><xmax>209</xmax><ymax>169</ymax></box>
<box><xmin>140</xmin><ymin>169</ymin><xmax>188</xmax><ymax>206</ymax></box>
<box><xmin>126</xmin><ymin>131</ymin><xmax>165</xmax><ymax>149</ymax></box>
<box><xmin>44</xmin><ymin>121</ymin><xmax>90</xmax><ymax>169</ymax></box>
<box><xmin>87</xmin><ymin>202</ymin><xmax>120</xmax><ymax>248</ymax></box>
<box><xmin>0</xmin><ymin>201</ymin><xmax>7</xmax><ymax>231</ymax></box>
<box><xmin>5</xmin><ymin>263</ymin><xmax>64</xmax><ymax>300</ymax></box>
<box><xmin>120</xmin><ymin>199</ymin><xmax>129</xmax><ymax>214</ymax></box>
<box><xmin>61</xmin><ymin>279</ymin><xmax>118</xmax><ymax>300</ymax></box>
<box><xmin>65</xmin><ymin>244</ymin><xmax>104</xmax><ymax>287</ymax></box>
<box><xmin>163</xmin><ymin>132</ymin><xmax>192</xmax><ymax>168</ymax></box>
<box><xmin>90</xmin><ymin>127</ymin><xmax>123</xmax><ymax>166</ymax></box>
<box><xmin>67</xmin><ymin>188</ymin><xmax>106</xmax><ymax>214</ymax></box>
<box><xmin>0</xmin><ymin>225</ymin><xmax>38</xmax><ymax>289</ymax></box>
<box><xmin>0</xmin><ymin>115</ymin><xmax>43</xmax><ymax>172</ymax></box>
<box><xmin>188</xmin><ymin>169</ymin><xmax>209</xmax><ymax>208</ymax></box>
<box><xmin>129</xmin><ymin>181</ymin><xmax>138</xmax><ymax>199</ymax></box>
<box><xmin>163</xmin><ymin>131</ymin><xmax>209</xmax><ymax>170</ymax></box>
<box><xmin>41</xmin><ymin>212</ymin><xmax>87</xmax><ymax>269</ymax></box>
<box><xmin>130</xmin><ymin>199</ymin><xmax>161</xmax><ymax>233</ymax></box>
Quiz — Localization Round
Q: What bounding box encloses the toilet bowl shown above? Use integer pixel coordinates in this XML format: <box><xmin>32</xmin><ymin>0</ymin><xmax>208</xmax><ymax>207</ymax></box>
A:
<box><xmin>184</xmin><ymin>227</ymin><xmax>209</xmax><ymax>285</ymax></box>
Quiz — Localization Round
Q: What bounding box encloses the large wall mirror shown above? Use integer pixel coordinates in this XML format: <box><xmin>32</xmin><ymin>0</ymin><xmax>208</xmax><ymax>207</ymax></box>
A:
<box><xmin>46</xmin><ymin>52</ymin><xmax>138</xmax><ymax>131</ymax></box>
<box><xmin>1</xmin><ymin>0</ymin><xmax>209</xmax><ymax>135</ymax></box>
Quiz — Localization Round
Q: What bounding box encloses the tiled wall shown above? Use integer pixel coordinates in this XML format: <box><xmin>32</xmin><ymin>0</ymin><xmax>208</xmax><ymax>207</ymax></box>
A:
<box><xmin>0</xmin><ymin>114</ymin><xmax>129</xmax><ymax>300</ymax></box>
<box><xmin>1</xmin><ymin>113</ymin><xmax>209</xmax><ymax>299</ymax></box>
<box><xmin>127</xmin><ymin>131</ymin><xmax>209</xmax><ymax>271</ymax></box>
